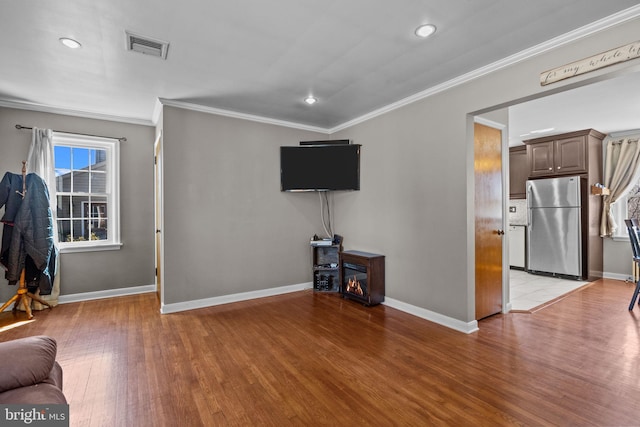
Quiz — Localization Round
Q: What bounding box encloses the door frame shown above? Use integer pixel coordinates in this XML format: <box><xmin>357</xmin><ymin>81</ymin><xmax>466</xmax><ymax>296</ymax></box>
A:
<box><xmin>474</xmin><ymin>116</ymin><xmax>511</xmax><ymax>314</ymax></box>
<box><xmin>154</xmin><ymin>131</ymin><xmax>164</xmax><ymax>308</ymax></box>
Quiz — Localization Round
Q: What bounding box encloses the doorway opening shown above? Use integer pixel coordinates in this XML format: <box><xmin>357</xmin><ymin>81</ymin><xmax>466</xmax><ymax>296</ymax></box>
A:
<box><xmin>473</xmin><ymin>69</ymin><xmax>640</xmax><ymax>319</ymax></box>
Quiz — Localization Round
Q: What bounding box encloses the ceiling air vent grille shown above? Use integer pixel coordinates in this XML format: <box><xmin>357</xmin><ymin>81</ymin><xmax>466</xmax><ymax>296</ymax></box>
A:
<box><xmin>125</xmin><ymin>31</ymin><xmax>169</xmax><ymax>59</ymax></box>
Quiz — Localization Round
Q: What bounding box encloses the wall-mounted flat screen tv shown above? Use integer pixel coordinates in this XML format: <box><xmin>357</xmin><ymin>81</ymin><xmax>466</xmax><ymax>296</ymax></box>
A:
<box><xmin>280</xmin><ymin>144</ymin><xmax>361</xmax><ymax>191</ymax></box>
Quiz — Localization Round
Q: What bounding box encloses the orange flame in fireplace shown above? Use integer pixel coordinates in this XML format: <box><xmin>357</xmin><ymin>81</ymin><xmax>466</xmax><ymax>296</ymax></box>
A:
<box><xmin>346</xmin><ymin>276</ymin><xmax>364</xmax><ymax>296</ymax></box>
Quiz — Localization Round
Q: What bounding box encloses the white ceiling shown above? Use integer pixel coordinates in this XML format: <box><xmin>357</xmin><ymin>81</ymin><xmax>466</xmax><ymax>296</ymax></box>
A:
<box><xmin>1</xmin><ymin>1</ymin><xmax>640</xmax><ymax>130</ymax></box>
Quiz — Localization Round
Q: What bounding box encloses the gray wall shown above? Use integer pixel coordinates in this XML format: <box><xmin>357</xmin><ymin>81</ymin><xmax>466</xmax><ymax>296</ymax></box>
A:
<box><xmin>331</xmin><ymin>17</ymin><xmax>640</xmax><ymax>323</ymax></box>
<box><xmin>160</xmin><ymin>106</ymin><xmax>327</xmax><ymax>304</ymax></box>
<box><xmin>604</xmin><ymin>238</ymin><xmax>633</xmax><ymax>279</ymax></box>
<box><xmin>0</xmin><ymin>107</ymin><xmax>155</xmax><ymax>301</ymax></box>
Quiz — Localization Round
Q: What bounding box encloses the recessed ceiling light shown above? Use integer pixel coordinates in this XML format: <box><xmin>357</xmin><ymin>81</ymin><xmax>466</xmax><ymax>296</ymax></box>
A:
<box><xmin>304</xmin><ymin>96</ymin><xmax>318</xmax><ymax>105</ymax></box>
<box><xmin>415</xmin><ymin>24</ymin><xmax>437</xmax><ymax>38</ymax></box>
<box><xmin>59</xmin><ymin>38</ymin><xmax>81</xmax><ymax>49</ymax></box>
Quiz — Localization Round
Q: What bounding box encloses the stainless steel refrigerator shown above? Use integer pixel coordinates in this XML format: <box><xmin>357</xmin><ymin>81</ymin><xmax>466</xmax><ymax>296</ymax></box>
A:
<box><xmin>526</xmin><ymin>176</ymin><xmax>583</xmax><ymax>278</ymax></box>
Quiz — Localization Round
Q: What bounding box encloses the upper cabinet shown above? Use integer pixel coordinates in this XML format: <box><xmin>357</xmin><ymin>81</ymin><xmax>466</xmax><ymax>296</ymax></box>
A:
<box><xmin>509</xmin><ymin>145</ymin><xmax>528</xmax><ymax>199</ymax></box>
<box><xmin>524</xmin><ymin>129</ymin><xmax>605</xmax><ymax>178</ymax></box>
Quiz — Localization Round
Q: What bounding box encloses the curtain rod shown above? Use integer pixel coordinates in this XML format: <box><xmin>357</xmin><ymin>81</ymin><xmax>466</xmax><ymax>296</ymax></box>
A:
<box><xmin>15</xmin><ymin>124</ymin><xmax>127</xmax><ymax>142</ymax></box>
<box><xmin>608</xmin><ymin>129</ymin><xmax>640</xmax><ymax>138</ymax></box>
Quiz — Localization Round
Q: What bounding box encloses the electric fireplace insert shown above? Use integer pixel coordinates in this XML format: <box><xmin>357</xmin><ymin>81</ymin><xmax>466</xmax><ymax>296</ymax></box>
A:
<box><xmin>340</xmin><ymin>250</ymin><xmax>385</xmax><ymax>306</ymax></box>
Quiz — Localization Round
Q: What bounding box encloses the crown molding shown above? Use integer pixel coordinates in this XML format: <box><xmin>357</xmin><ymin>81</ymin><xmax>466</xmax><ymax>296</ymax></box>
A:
<box><xmin>0</xmin><ymin>98</ymin><xmax>154</xmax><ymax>127</ymax></box>
<box><xmin>158</xmin><ymin>98</ymin><xmax>330</xmax><ymax>134</ymax></box>
<box><xmin>328</xmin><ymin>4</ymin><xmax>640</xmax><ymax>134</ymax></box>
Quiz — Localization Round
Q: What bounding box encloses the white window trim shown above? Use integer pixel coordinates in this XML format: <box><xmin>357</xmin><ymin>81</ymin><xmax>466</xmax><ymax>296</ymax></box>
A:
<box><xmin>611</xmin><ymin>198</ymin><xmax>629</xmax><ymax>241</ymax></box>
<box><xmin>53</xmin><ymin>132</ymin><xmax>121</xmax><ymax>252</ymax></box>
<box><xmin>609</xmin><ymin>172</ymin><xmax>640</xmax><ymax>242</ymax></box>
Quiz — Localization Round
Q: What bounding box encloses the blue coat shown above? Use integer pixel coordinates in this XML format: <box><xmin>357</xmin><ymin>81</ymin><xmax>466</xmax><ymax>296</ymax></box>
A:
<box><xmin>0</xmin><ymin>172</ymin><xmax>57</xmax><ymax>295</ymax></box>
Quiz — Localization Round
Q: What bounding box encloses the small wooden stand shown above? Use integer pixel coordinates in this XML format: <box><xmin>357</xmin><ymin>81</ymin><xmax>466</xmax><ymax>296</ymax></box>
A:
<box><xmin>0</xmin><ymin>270</ymin><xmax>52</xmax><ymax>319</ymax></box>
<box><xmin>590</xmin><ymin>185</ymin><xmax>610</xmax><ymax>196</ymax></box>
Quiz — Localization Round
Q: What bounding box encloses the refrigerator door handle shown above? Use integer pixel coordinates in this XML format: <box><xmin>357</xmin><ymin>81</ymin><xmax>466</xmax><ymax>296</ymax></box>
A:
<box><xmin>527</xmin><ymin>183</ymin><xmax>532</xmax><ymax>230</ymax></box>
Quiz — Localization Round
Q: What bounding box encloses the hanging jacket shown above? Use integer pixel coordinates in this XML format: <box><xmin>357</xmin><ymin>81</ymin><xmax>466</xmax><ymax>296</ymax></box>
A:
<box><xmin>0</xmin><ymin>172</ymin><xmax>25</xmax><ymax>270</ymax></box>
<box><xmin>0</xmin><ymin>172</ymin><xmax>57</xmax><ymax>295</ymax></box>
<box><xmin>0</xmin><ymin>172</ymin><xmax>26</xmax><ymax>224</ymax></box>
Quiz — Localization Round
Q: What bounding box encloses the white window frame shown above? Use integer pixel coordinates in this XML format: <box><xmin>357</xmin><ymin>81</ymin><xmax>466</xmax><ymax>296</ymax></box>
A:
<box><xmin>611</xmin><ymin>198</ymin><xmax>629</xmax><ymax>241</ymax></box>
<box><xmin>53</xmin><ymin>132</ymin><xmax>122</xmax><ymax>253</ymax></box>
<box><xmin>611</xmin><ymin>185</ymin><xmax>640</xmax><ymax>241</ymax></box>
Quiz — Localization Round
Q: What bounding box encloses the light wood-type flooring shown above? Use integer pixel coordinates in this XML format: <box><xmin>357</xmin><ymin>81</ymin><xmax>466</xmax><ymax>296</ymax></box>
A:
<box><xmin>1</xmin><ymin>278</ymin><xmax>639</xmax><ymax>426</ymax></box>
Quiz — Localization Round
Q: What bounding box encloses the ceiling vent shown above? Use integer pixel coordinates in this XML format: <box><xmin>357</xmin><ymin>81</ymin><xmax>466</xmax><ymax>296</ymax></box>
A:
<box><xmin>125</xmin><ymin>31</ymin><xmax>169</xmax><ymax>59</ymax></box>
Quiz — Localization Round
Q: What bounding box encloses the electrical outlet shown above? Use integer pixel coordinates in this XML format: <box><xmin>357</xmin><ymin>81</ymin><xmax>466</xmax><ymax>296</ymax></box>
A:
<box><xmin>509</xmin><ymin>206</ymin><xmax>516</xmax><ymax>213</ymax></box>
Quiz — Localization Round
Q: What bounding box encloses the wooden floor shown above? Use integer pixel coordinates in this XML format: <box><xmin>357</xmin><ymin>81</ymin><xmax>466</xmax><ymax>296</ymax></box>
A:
<box><xmin>1</xmin><ymin>279</ymin><xmax>639</xmax><ymax>426</ymax></box>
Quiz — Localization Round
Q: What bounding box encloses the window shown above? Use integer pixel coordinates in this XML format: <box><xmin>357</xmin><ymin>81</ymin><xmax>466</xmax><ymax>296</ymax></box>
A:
<box><xmin>53</xmin><ymin>133</ymin><xmax>121</xmax><ymax>251</ymax></box>
<box><xmin>611</xmin><ymin>181</ymin><xmax>640</xmax><ymax>240</ymax></box>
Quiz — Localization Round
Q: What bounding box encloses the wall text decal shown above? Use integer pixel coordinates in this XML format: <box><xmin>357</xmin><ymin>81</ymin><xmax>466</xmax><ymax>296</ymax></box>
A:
<box><xmin>540</xmin><ymin>40</ymin><xmax>640</xmax><ymax>86</ymax></box>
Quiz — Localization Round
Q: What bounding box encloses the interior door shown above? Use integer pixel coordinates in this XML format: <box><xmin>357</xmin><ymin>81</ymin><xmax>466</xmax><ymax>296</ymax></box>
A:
<box><xmin>154</xmin><ymin>135</ymin><xmax>163</xmax><ymax>301</ymax></box>
<box><xmin>474</xmin><ymin>122</ymin><xmax>504</xmax><ymax>320</ymax></box>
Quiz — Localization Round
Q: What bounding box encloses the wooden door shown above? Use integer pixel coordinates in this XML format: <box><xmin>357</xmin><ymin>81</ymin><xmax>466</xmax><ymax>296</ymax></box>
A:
<box><xmin>154</xmin><ymin>137</ymin><xmax>163</xmax><ymax>300</ymax></box>
<box><xmin>475</xmin><ymin>122</ymin><xmax>503</xmax><ymax>320</ymax></box>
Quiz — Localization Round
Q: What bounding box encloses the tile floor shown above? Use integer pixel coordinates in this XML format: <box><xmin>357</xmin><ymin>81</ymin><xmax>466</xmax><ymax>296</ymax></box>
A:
<box><xmin>509</xmin><ymin>269</ymin><xmax>590</xmax><ymax>311</ymax></box>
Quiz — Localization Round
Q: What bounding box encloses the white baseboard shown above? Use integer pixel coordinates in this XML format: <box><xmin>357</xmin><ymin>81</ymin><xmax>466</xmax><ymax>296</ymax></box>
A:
<box><xmin>1</xmin><ymin>284</ymin><xmax>156</xmax><ymax>311</ymax></box>
<box><xmin>382</xmin><ymin>297</ymin><xmax>479</xmax><ymax>334</ymax></box>
<box><xmin>160</xmin><ymin>282</ymin><xmax>313</xmax><ymax>314</ymax></box>
<box><xmin>603</xmin><ymin>272</ymin><xmax>632</xmax><ymax>282</ymax></box>
<box><xmin>58</xmin><ymin>284</ymin><xmax>156</xmax><ymax>304</ymax></box>
<box><xmin>503</xmin><ymin>302</ymin><xmax>513</xmax><ymax>313</ymax></box>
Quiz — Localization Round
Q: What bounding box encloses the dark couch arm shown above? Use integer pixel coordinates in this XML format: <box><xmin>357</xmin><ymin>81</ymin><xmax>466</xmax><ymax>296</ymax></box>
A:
<box><xmin>0</xmin><ymin>336</ymin><xmax>57</xmax><ymax>393</ymax></box>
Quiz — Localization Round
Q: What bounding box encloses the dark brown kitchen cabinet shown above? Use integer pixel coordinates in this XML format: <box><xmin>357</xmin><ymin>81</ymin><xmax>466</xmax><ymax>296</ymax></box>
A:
<box><xmin>525</xmin><ymin>129</ymin><xmax>603</xmax><ymax>178</ymax></box>
<box><xmin>509</xmin><ymin>145</ymin><xmax>528</xmax><ymax>199</ymax></box>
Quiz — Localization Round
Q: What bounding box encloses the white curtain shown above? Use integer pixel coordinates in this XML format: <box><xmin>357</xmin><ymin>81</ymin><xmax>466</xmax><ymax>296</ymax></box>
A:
<box><xmin>600</xmin><ymin>135</ymin><xmax>640</xmax><ymax>237</ymax></box>
<box><xmin>26</xmin><ymin>128</ymin><xmax>60</xmax><ymax>308</ymax></box>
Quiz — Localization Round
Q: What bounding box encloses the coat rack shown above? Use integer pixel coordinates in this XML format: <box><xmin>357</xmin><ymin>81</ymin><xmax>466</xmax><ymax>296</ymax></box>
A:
<box><xmin>0</xmin><ymin>161</ymin><xmax>52</xmax><ymax>319</ymax></box>
<box><xmin>16</xmin><ymin>161</ymin><xmax>26</xmax><ymax>199</ymax></box>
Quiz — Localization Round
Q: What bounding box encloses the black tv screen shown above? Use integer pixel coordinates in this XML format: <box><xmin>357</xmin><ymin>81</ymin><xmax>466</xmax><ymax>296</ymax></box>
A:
<box><xmin>280</xmin><ymin>144</ymin><xmax>361</xmax><ymax>191</ymax></box>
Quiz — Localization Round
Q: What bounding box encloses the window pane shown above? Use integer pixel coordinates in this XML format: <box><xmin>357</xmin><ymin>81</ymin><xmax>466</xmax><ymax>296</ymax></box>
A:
<box><xmin>91</xmin><ymin>149</ymin><xmax>107</xmax><ymax>169</ymax></box>
<box><xmin>71</xmin><ymin>195</ymin><xmax>89</xmax><ymax>219</ymax></box>
<box><xmin>92</xmin><ymin>219</ymin><xmax>108</xmax><ymax>241</ymax></box>
<box><xmin>628</xmin><ymin>184</ymin><xmax>640</xmax><ymax>220</ymax></box>
<box><xmin>72</xmin><ymin>171</ymin><xmax>90</xmax><ymax>192</ymax></box>
<box><xmin>89</xmin><ymin>198</ymin><xmax>108</xmax><ymax>235</ymax></box>
<box><xmin>58</xmin><ymin>220</ymin><xmax>71</xmax><ymax>242</ymax></box>
<box><xmin>72</xmin><ymin>148</ymin><xmax>90</xmax><ymax>170</ymax></box>
<box><xmin>72</xmin><ymin>219</ymin><xmax>87</xmax><ymax>241</ymax></box>
<box><xmin>54</xmin><ymin>146</ymin><xmax>72</xmax><ymax>192</ymax></box>
<box><xmin>72</xmin><ymin>171</ymin><xmax>89</xmax><ymax>193</ymax></box>
<box><xmin>91</xmin><ymin>171</ymin><xmax>107</xmax><ymax>193</ymax></box>
<box><xmin>55</xmin><ymin>170</ymin><xmax>71</xmax><ymax>192</ymax></box>
<box><xmin>56</xmin><ymin>195</ymin><xmax>71</xmax><ymax>220</ymax></box>
<box><xmin>54</xmin><ymin>146</ymin><xmax>71</xmax><ymax>170</ymax></box>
